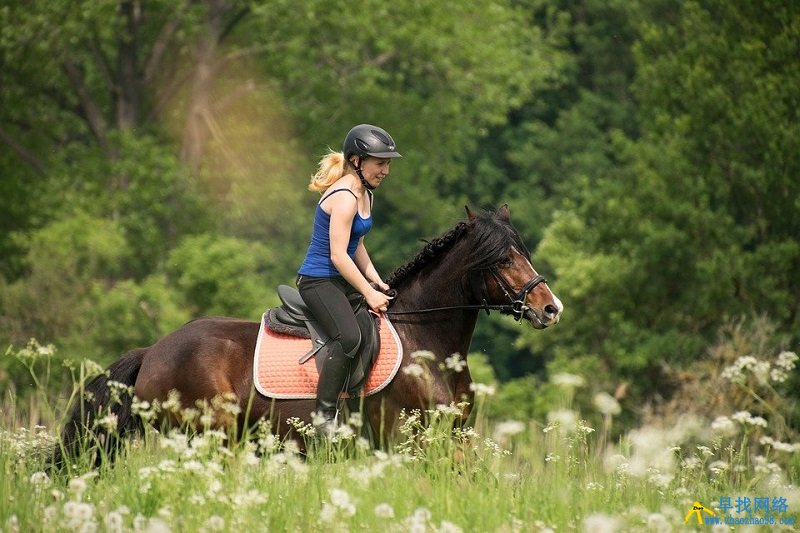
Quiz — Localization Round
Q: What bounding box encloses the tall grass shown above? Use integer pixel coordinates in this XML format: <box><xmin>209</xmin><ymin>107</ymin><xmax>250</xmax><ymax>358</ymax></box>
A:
<box><xmin>1</xmin><ymin>341</ymin><xmax>799</xmax><ymax>532</ymax></box>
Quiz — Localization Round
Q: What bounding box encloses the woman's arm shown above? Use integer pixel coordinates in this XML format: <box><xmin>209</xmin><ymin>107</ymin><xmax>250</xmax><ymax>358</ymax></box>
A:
<box><xmin>354</xmin><ymin>240</ymin><xmax>389</xmax><ymax>291</ymax></box>
<box><xmin>328</xmin><ymin>194</ymin><xmax>390</xmax><ymax>310</ymax></box>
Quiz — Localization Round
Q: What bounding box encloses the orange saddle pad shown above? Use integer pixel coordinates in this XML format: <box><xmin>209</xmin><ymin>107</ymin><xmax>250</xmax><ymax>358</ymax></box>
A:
<box><xmin>253</xmin><ymin>312</ymin><xmax>404</xmax><ymax>399</ymax></box>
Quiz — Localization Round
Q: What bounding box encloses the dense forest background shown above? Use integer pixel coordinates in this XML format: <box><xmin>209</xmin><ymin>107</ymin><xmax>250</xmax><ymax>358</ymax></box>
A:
<box><xmin>1</xmin><ymin>0</ymin><xmax>798</xmax><ymax>425</ymax></box>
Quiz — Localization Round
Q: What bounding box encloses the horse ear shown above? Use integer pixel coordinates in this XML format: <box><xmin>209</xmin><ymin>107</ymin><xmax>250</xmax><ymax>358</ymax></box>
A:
<box><xmin>497</xmin><ymin>204</ymin><xmax>511</xmax><ymax>221</ymax></box>
<box><xmin>465</xmin><ymin>205</ymin><xmax>477</xmax><ymax>221</ymax></box>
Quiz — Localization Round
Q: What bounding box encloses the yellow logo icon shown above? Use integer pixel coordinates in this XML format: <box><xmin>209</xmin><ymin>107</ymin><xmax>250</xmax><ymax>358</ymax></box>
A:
<box><xmin>685</xmin><ymin>501</ymin><xmax>716</xmax><ymax>524</ymax></box>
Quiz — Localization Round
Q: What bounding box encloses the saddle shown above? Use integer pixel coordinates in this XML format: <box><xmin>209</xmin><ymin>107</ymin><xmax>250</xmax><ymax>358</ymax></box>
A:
<box><xmin>263</xmin><ymin>285</ymin><xmax>381</xmax><ymax>395</ymax></box>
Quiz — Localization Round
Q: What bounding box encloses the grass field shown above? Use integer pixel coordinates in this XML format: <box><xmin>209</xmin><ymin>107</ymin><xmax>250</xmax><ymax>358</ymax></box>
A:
<box><xmin>2</xmin><ymin>345</ymin><xmax>799</xmax><ymax>532</ymax></box>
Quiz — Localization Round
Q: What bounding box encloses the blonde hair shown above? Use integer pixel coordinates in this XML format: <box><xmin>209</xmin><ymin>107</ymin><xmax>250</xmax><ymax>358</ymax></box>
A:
<box><xmin>308</xmin><ymin>150</ymin><xmax>356</xmax><ymax>192</ymax></box>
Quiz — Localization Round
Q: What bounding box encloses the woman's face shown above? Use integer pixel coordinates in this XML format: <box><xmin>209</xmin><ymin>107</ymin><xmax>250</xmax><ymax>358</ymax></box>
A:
<box><xmin>358</xmin><ymin>157</ymin><xmax>392</xmax><ymax>188</ymax></box>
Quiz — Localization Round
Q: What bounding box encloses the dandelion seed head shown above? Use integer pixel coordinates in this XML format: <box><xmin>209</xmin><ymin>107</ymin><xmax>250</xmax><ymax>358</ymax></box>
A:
<box><xmin>374</xmin><ymin>503</ymin><xmax>395</xmax><ymax>518</ymax></box>
<box><xmin>104</xmin><ymin>511</ymin><xmax>125</xmax><ymax>533</ymax></box>
<box><xmin>582</xmin><ymin>513</ymin><xmax>620</xmax><ymax>533</ymax></box>
<box><xmin>551</xmin><ymin>372</ymin><xmax>585</xmax><ymax>388</ymax></box>
<box><xmin>546</xmin><ymin>409</ymin><xmax>578</xmax><ymax>433</ymax></box>
<box><xmin>593</xmin><ymin>392</ymin><xmax>621</xmax><ymax>416</ymax></box>
<box><xmin>202</xmin><ymin>515</ymin><xmax>225</xmax><ymax>531</ymax></box>
<box><xmin>469</xmin><ymin>382</ymin><xmax>496</xmax><ymax>396</ymax></box>
<box><xmin>438</xmin><ymin>520</ymin><xmax>463</xmax><ymax>533</ymax></box>
<box><xmin>494</xmin><ymin>420</ymin><xmax>525</xmax><ymax>441</ymax></box>
<box><xmin>29</xmin><ymin>471</ymin><xmax>51</xmax><ymax>487</ymax></box>
<box><xmin>646</xmin><ymin>512</ymin><xmax>671</xmax><ymax>533</ymax></box>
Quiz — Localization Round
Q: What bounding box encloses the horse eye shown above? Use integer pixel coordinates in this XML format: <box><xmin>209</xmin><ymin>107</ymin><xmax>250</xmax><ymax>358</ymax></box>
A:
<box><xmin>500</xmin><ymin>258</ymin><xmax>514</xmax><ymax>268</ymax></box>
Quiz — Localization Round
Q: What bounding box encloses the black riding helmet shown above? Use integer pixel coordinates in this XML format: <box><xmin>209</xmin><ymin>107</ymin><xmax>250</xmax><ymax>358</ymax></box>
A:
<box><xmin>343</xmin><ymin>124</ymin><xmax>401</xmax><ymax>190</ymax></box>
<box><xmin>343</xmin><ymin>124</ymin><xmax>403</xmax><ymax>160</ymax></box>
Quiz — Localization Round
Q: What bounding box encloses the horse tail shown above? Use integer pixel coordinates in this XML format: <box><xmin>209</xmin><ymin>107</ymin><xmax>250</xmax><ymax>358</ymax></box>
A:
<box><xmin>50</xmin><ymin>347</ymin><xmax>147</xmax><ymax>471</ymax></box>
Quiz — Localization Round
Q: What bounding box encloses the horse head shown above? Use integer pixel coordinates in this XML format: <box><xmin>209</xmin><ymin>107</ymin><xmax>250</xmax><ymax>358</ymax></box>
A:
<box><xmin>464</xmin><ymin>204</ymin><xmax>563</xmax><ymax>329</ymax></box>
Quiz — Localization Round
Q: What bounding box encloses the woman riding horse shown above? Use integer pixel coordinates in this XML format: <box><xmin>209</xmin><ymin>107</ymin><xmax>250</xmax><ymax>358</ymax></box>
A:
<box><xmin>54</xmin><ymin>202</ymin><xmax>563</xmax><ymax>467</ymax></box>
<box><xmin>297</xmin><ymin>124</ymin><xmax>401</xmax><ymax>438</ymax></box>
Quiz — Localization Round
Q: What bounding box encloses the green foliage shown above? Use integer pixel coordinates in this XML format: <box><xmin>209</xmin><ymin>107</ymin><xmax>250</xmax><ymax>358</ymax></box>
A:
<box><xmin>78</xmin><ymin>276</ymin><xmax>190</xmax><ymax>361</ymax></box>
<box><xmin>166</xmin><ymin>234</ymin><xmax>277</xmax><ymax>319</ymax></box>
<box><xmin>0</xmin><ymin>212</ymin><xmax>131</xmax><ymax>347</ymax></box>
<box><xmin>249</xmin><ymin>0</ymin><xmax>564</xmax><ymax>271</ymax></box>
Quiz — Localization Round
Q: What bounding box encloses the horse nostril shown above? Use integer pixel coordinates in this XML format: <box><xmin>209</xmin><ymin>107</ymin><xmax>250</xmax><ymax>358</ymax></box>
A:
<box><xmin>544</xmin><ymin>304</ymin><xmax>559</xmax><ymax>318</ymax></box>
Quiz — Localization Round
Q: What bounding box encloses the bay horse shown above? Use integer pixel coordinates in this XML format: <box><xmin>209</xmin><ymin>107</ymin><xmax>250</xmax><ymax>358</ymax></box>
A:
<box><xmin>55</xmin><ymin>205</ymin><xmax>562</xmax><ymax>465</ymax></box>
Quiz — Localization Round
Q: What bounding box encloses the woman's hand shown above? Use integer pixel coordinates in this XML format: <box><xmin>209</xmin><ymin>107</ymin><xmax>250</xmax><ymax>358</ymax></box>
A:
<box><xmin>365</xmin><ymin>288</ymin><xmax>391</xmax><ymax>313</ymax></box>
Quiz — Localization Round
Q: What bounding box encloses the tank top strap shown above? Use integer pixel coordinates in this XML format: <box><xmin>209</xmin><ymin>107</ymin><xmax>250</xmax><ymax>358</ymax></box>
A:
<box><xmin>319</xmin><ymin>188</ymin><xmax>358</xmax><ymax>205</ymax></box>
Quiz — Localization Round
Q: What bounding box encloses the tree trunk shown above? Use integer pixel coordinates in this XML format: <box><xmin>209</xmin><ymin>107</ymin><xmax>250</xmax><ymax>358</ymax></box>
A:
<box><xmin>180</xmin><ymin>0</ymin><xmax>228</xmax><ymax>172</ymax></box>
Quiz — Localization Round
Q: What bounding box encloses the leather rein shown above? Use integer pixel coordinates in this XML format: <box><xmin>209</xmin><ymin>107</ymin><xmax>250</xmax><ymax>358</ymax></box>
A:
<box><xmin>385</xmin><ymin>266</ymin><xmax>546</xmax><ymax>322</ymax></box>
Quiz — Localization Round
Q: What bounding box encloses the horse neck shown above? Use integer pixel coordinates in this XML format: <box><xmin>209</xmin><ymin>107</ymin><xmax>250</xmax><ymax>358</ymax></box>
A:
<box><xmin>391</xmin><ymin>242</ymin><xmax>480</xmax><ymax>357</ymax></box>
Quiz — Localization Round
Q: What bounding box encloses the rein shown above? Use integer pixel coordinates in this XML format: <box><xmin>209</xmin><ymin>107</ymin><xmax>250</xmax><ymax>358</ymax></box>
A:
<box><xmin>385</xmin><ymin>267</ymin><xmax>546</xmax><ymax>322</ymax></box>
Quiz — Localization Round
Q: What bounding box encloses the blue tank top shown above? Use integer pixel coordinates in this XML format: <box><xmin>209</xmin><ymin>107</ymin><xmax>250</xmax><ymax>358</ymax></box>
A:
<box><xmin>298</xmin><ymin>189</ymin><xmax>373</xmax><ymax>277</ymax></box>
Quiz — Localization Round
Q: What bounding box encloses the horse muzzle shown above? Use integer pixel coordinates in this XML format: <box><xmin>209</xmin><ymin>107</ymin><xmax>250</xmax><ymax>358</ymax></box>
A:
<box><xmin>525</xmin><ymin>295</ymin><xmax>563</xmax><ymax>329</ymax></box>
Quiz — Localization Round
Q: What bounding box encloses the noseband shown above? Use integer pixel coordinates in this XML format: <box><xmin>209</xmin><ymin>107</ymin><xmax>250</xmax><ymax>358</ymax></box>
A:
<box><xmin>486</xmin><ymin>267</ymin><xmax>547</xmax><ymax>321</ymax></box>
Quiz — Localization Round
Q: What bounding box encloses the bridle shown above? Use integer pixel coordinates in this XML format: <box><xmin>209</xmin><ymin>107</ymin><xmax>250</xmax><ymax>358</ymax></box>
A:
<box><xmin>486</xmin><ymin>267</ymin><xmax>547</xmax><ymax>321</ymax></box>
<box><xmin>384</xmin><ymin>262</ymin><xmax>547</xmax><ymax>322</ymax></box>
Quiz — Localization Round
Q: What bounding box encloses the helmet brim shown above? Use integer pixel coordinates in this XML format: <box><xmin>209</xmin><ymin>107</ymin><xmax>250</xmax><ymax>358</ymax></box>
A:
<box><xmin>367</xmin><ymin>151</ymin><xmax>403</xmax><ymax>159</ymax></box>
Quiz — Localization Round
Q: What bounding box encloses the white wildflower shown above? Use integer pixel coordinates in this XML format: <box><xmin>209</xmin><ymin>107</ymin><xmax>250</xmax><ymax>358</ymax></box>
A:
<box><xmin>411</xmin><ymin>350</ymin><xmax>436</xmax><ymax>361</ymax></box>
<box><xmin>753</xmin><ymin>455</ymin><xmax>783</xmax><ymax>474</ymax></box>
<box><xmin>647</xmin><ymin>470</ymin><xmax>673</xmax><ymax>488</ymax></box>
<box><xmin>646</xmin><ymin>512</ymin><xmax>671</xmax><ymax>533</ymax></box>
<box><xmin>319</xmin><ymin>503</ymin><xmax>337</xmax><ymax>523</ymax></box>
<box><xmin>710</xmin><ymin>416</ymin><xmax>737</xmax><ymax>436</ymax></box>
<box><xmin>760</xmin><ymin>436</ymin><xmax>800</xmax><ymax>453</ymax></box>
<box><xmin>104</xmin><ymin>511</ymin><xmax>125</xmax><ymax>533</ymax></box>
<box><xmin>335</xmin><ymin>424</ymin><xmax>355</xmax><ymax>440</ymax></box>
<box><xmin>402</xmin><ymin>363</ymin><xmax>425</xmax><ymax>378</ymax></box>
<box><xmin>435</xmin><ymin>403</ymin><xmax>463</xmax><ymax>417</ymax></box>
<box><xmin>94</xmin><ymin>413</ymin><xmax>119</xmax><ymax>432</ymax></box>
<box><xmin>546</xmin><ymin>409</ymin><xmax>578</xmax><ymax>433</ymax></box>
<box><xmin>494</xmin><ymin>420</ymin><xmax>525</xmax><ymax>441</ymax></box>
<box><xmin>374</xmin><ymin>503</ymin><xmax>395</xmax><ymax>518</ymax></box>
<box><xmin>731</xmin><ymin>410</ymin><xmax>768</xmax><ymax>428</ymax></box>
<box><xmin>329</xmin><ymin>488</ymin><xmax>356</xmax><ymax>517</ymax></box>
<box><xmin>696</xmin><ymin>445</ymin><xmax>714</xmax><ymax>457</ymax></box>
<box><xmin>722</xmin><ymin>355</ymin><xmax>771</xmax><ymax>385</ymax></box>
<box><xmin>438</xmin><ymin>520</ymin><xmax>463</xmax><ymax>533</ymax></box>
<box><xmin>775</xmin><ymin>350</ymin><xmax>798</xmax><ymax>369</ymax></box>
<box><xmin>202</xmin><ymin>515</ymin><xmax>225</xmax><ymax>531</ymax></box>
<box><xmin>63</xmin><ymin>501</ymin><xmax>95</xmax><ymax>531</ymax></box>
<box><xmin>444</xmin><ymin>353</ymin><xmax>466</xmax><ymax>372</ymax></box>
<box><xmin>582</xmin><ymin>513</ymin><xmax>620</xmax><ymax>533</ymax></box>
<box><xmin>142</xmin><ymin>517</ymin><xmax>171</xmax><ymax>533</ymax></box>
<box><xmin>347</xmin><ymin>412</ymin><xmax>363</xmax><ymax>428</ymax></box>
<box><xmin>681</xmin><ymin>456</ymin><xmax>702</xmax><ymax>470</ymax></box>
<box><xmin>771</xmin><ymin>351</ymin><xmax>798</xmax><ymax>382</ymax></box>
<box><xmin>593</xmin><ymin>392</ymin><xmax>621</xmax><ymax>416</ymax></box>
<box><xmin>709</xmin><ymin>460</ymin><xmax>729</xmax><ymax>475</ymax></box>
<box><xmin>551</xmin><ymin>372</ymin><xmax>585</xmax><ymax>388</ymax></box>
<box><xmin>68</xmin><ymin>477</ymin><xmax>88</xmax><ymax>501</ymax></box>
<box><xmin>29</xmin><ymin>471</ymin><xmax>51</xmax><ymax>487</ymax></box>
<box><xmin>469</xmin><ymin>382</ymin><xmax>496</xmax><ymax>396</ymax></box>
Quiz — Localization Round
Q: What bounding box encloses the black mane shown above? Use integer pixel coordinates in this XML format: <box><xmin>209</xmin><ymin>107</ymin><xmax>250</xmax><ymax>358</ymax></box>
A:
<box><xmin>386</xmin><ymin>209</ymin><xmax>530</xmax><ymax>288</ymax></box>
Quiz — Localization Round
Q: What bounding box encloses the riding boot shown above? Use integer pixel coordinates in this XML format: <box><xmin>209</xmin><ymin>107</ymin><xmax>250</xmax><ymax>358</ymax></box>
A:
<box><xmin>314</xmin><ymin>341</ymin><xmax>352</xmax><ymax>439</ymax></box>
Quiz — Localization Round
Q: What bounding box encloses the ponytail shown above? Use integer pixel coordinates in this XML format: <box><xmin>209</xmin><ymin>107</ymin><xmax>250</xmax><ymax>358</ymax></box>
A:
<box><xmin>308</xmin><ymin>151</ymin><xmax>356</xmax><ymax>192</ymax></box>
